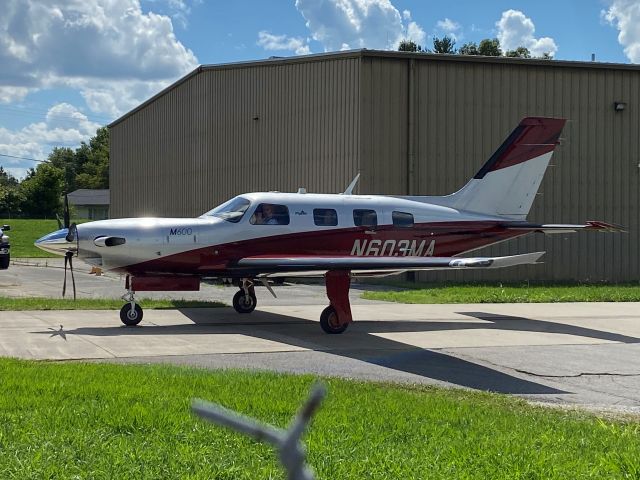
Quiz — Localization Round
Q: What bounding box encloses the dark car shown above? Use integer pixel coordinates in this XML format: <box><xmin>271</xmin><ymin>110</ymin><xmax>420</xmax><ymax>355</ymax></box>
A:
<box><xmin>0</xmin><ymin>224</ymin><xmax>10</xmax><ymax>269</ymax></box>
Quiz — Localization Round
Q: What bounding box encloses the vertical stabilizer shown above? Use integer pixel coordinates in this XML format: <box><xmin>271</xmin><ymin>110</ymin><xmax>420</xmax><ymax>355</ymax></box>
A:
<box><xmin>424</xmin><ymin>117</ymin><xmax>566</xmax><ymax>219</ymax></box>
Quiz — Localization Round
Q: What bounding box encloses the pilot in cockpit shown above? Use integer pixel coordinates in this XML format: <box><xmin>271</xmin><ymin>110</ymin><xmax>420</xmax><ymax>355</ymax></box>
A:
<box><xmin>255</xmin><ymin>204</ymin><xmax>279</xmax><ymax>225</ymax></box>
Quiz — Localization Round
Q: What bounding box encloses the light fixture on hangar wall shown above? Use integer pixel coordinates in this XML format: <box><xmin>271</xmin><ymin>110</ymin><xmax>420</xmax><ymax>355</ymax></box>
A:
<box><xmin>614</xmin><ymin>102</ymin><xmax>626</xmax><ymax>112</ymax></box>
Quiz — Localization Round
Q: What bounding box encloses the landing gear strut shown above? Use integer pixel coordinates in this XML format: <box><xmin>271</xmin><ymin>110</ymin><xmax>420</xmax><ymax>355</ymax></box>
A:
<box><xmin>233</xmin><ymin>278</ymin><xmax>257</xmax><ymax>314</ymax></box>
<box><xmin>120</xmin><ymin>276</ymin><xmax>143</xmax><ymax>326</ymax></box>
<box><xmin>320</xmin><ymin>270</ymin><xmax>352</xmax><ymax>334</ymax></box>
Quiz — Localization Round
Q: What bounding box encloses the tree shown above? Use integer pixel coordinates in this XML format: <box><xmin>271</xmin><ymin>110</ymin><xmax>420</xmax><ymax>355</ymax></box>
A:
<box><xmin>505</xmin><ymin>46</ymin><xmax>531</xmax><ymax>58</ymax></box>
<box><xmin>0</xmin><ymin>167</ymin><xmax>18</xmax><ymax>187</ymax></box>
<box><xmin>0</xmin><ymin>185</ymin><xmax>24</xmax><ymax>217</ymax></box>
<box><xmin>19</xmin><ymin>163</ymin><xmax>64</xmax><ymax>218</ymax></box>
<box><xmin>74</xmin><ymin>127</ymin><xmax>109</xmax><ymax>189</ymax></box>
<box><xmin>459</xmin><ymin>42</ymin><xmax>479</xmax><ymax>55</ymax></box>
<box><xmin>398</xmin><ymin>39</ymin><xmax>423</xmax><ymax>52</ymax></box>
<box><xmin>478</xmin><ymin>38</ymin><xmax>502</xmax><ymax>56</ymax></box>
<box><xmin>432</xmin><ymin>36</ymin><xmax>456</xmax><ymax>54</ymax></box>
<box><xmin>539</xmin><ymin>52</ymin><xmax>553</xmax><ymax>60</ymax></box>
<box><xmin>0</xmin><ymin>127</ymin><xmax>109</xmax><ymax>218</ymax></box>
<box><xmin>47</xmin><ymin>147</ymin><xmax>76</xmax><ymax>192</ymax></box>
<box><xmin>0</xmin><ymin>167</ymin><xmax>21</xmax><ymax>217</ymax></box>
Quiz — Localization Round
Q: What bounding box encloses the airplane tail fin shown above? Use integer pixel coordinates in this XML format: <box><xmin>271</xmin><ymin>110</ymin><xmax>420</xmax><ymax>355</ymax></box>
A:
<box><xmin>426</xmin><ymin>117</ymin><xmax>566</xmax><ymax>220</ymax></box>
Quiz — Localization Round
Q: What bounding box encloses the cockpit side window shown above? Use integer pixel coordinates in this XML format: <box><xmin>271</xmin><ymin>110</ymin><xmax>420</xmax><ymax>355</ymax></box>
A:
<box><xmin>250</xmin><ymin>203</ymin><xmax>290</xmax><ymax>225</ymax></box>
<box><xmin>201</xmin><ymin>196</ymin><xmax>251</xmax><ymax>223</ymax></box>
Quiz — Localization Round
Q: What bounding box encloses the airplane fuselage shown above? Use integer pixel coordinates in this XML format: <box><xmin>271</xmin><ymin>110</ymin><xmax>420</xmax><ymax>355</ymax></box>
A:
<box><xmin>38</xmin><ymin>192</ymin><xmax>525</xmax><ymax>277</ymax></box>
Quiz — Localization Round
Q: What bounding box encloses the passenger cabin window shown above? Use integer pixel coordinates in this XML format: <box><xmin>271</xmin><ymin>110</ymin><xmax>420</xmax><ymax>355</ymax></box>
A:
<box><xmin>392</xmin><ymin>211</ymin><xmax>414</xmax><ymax>227</ymax></box>
<box><xmin>201</xmin><ymin>196</ymin><xmax>250</xmax><ymax>223</ymax></box>
<box><xmin>250</xmin><ymin>203</ymin><xmax>290</xmax><ymax>225</ymax></box>
<box><xmin>314</xmin><ymin>208</ymin><xmax>338</xmax><ymax>226</ymax></box>
<box><xmin>353</xmin><ymin>209</ymin><xmax>377</xmax><ymax>227</ymax></box>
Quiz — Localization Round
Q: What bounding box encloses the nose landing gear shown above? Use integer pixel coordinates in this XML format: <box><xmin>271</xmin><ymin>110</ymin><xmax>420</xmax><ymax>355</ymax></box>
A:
<box><xmin>120</xmin><ymin>277</ymin><xmax>143</xmax><ymax>326</ymax></box>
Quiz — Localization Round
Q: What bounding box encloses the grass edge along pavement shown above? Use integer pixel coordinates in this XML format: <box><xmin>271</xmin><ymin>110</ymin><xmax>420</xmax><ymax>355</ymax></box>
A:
<box><xmin>1</xmin><ymin>359</ymin><xmax>639</xmax><ymax>479</ymax></box>
<box><xmin>0</xmin><ymin>296</ymin><xmax>224</xmax><ymax>311</ymax></box>
<box><xmin>362</xmin><ymin>283</ymin><xmax>640</xmax><ymax>304</ymax></box>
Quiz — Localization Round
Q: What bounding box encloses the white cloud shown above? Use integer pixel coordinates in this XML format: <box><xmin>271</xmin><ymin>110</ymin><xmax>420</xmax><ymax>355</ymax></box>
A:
<box><xmin>295</xmin><ymin>0</ymin><xmax>425</xmax><ymax>51</ymax></box>
<box><xmin>604</xmin><ymin>0</ymin><xmax>640</xmax><ymax>63</ymax></box>
<box><xmin>405</xmin><ymin>17</ymin><xmax>426</xmax><ymax>46</ymax></box>
<box><xmin>144</xmin><ymin>0</ymin><xmax>201</xmax><ymax>28</ymax></box>
<box><xmin>0</xmin><ymin>103</ymin><xmax>101</xmax><ymax>178</ymax></box>
<box><xmin>257</xmin><ymin>31</ymin><xmax>311</xmax><ymax>55</ymax></box>
<box><xmin>0</xmin><ymin>0</ymin><xmax>199</xmax><ymax>116</ymax></box>
<box><xmin>0</xmin><ymin>87</ymin><xmax>30</xmax><ymax>104</ymax></box>
<box><xmin>436</xmin><ymin>18</ymin><xmax>461</xmax><ymax>41</ymax></box>
<box><xmin>496</xmin><ymin>10</ymin><xmax>557</xmax><ymax>57</ymax></box>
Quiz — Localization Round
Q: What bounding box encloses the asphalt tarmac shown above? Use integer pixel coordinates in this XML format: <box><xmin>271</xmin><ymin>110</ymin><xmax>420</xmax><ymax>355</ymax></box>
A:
<box><xmin>2</xmin><ymin>260</ymin><xmax>640</xmax><ymax>413</ymax></box>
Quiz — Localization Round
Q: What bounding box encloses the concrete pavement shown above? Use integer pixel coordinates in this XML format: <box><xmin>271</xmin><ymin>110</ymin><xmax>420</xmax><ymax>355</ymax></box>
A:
<box><xmin>1</xmin><ymin>285</ymin><xmax>640</xmax><ymax>412</ymax></box>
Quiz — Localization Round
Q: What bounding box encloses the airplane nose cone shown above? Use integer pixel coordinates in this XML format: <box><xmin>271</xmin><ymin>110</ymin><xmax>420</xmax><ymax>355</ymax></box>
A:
<box><xmin>35</xmin><ymin>228</ymin><xmax>76</xmax><ymax>255</ymax></box>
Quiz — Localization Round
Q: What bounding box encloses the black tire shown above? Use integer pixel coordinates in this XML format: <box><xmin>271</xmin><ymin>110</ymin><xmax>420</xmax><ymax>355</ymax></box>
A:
<box><xmin>0</xmin><ymin>254</ymin><xmax>9</xmax><ymax>270</ymax></box>
<box><xmin>233</xmin><ymin>289</ymin><xmax>257</xmax><ymax>313</ymax></box>
<box><xmin>120</xmin><ymin>303</ymin><xmax>143</xmax><ymax>326</ymax></box>
<box><xmin>320</xmin><ymin>306</ymin><xmax>348</xmax><ymax>334</ymax></box>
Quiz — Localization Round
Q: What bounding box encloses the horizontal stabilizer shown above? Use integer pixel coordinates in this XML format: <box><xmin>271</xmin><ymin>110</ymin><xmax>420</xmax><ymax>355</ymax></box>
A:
<box><xmin>502</xmin><ymin>221</ymin><xmax>626</xmax><ymax>234</ymax></box>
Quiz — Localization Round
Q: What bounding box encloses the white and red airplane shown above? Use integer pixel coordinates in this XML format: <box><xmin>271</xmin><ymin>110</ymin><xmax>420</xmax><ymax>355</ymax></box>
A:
<box><xmin>36</xmin><ymin>117</ymin><xmax>619</xmax><ymax>333</ymax></box>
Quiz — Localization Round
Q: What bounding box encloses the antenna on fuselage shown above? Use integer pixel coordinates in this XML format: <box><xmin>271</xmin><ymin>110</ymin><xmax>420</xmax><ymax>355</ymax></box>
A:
<box><xmin>341</xmin><ymin>173</ymin><xmax>360</xmax><ymax>195</ymax></box>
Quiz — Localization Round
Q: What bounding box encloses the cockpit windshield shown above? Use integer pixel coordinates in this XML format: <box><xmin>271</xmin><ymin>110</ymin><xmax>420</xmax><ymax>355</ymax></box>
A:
<box><xmin>200</xmin><ymin>196</ymin><xmax>251</xmax><ymax>223</ymax></box>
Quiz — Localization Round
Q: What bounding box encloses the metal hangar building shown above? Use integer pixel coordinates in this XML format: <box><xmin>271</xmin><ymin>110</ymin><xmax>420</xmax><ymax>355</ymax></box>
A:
<box><xmin>108</xmin><ymin>50</ymin><xmax>640</xmax><ymax>282</ymax></box>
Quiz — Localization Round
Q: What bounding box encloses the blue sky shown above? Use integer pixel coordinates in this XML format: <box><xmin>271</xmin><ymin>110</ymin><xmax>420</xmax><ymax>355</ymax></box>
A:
<box><xmin>1</xmin><ymin>0</ymin><xmax>638</xmax><ymax>179</ymax></box>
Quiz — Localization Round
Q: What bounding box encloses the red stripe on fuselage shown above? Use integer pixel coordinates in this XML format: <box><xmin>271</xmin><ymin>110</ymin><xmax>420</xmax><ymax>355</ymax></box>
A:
<box><xmin>117</xmin><ymin>221</ymin><xmax>525</xmax><ymax>276</ymax></box>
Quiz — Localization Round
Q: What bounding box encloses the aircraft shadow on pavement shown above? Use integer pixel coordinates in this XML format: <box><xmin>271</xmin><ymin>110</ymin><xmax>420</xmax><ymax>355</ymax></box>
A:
<box><xmin>456</xmin><ymin>312</ymin><xmax>640</xmax><ymax>344</ymax></box>
<box><xmin>34</xmin><ymin>307</ymin><xmax>633</xmax><ymax>396</ymax></box>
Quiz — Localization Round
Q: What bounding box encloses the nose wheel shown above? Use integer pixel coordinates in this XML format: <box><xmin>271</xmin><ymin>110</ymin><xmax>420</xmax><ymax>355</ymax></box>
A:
<box><xmin>120</xmin><ymin>303</ymin><xmax>143</xmax><ymax>326</ymax></box>
<box><xmin>120</xmin><ymin>283</ymin><xmax>143</xmax><ymax>326</ymax></box>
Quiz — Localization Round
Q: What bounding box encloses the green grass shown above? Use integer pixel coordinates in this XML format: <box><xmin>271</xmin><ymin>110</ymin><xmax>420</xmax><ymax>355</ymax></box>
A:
<box><xmin>0</xmin><ymin>297</ymin><xmax>224</xmax><ymax>310</ymax></box>
<box><xmin>362</xmin><ymin>283</ymin><xmax>640</xmax><ymax>304</ymax></box>
<box><xmin>0</xmin><ymin>218</ymin><xmax>68</xmax><ymax>258</ymax></box>
<box><xmin>0</xmin><ymin>359</ymin><xmax>638</xmax><ymax>479</ymax></box>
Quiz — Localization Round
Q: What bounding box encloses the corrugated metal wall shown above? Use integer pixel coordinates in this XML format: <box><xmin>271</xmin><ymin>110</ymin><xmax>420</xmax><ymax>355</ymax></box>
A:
<box><xmin>111</xmin><ymin>56</ymin><xmax>361</xmax><ymax>217</ymax></box>
<box><xmin>358</xmin><ymin>57</ymin><xmax>409</xmax><ymax>194</ymax></box>
<box><xmin>111</xmin><ymin>51</ymin><xmax>640</xmax><ymax>282</ymax></box>
<box><xmin>361</xmin><ymin>56</ymin><xmax>639</xmax><ymax>282</ymax></box>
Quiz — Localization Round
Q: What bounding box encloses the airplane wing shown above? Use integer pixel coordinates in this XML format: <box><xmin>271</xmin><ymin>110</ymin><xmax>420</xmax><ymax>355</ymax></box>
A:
<box><xmin>235</xmin><ymin>251</ymin><xmax>544</xmax><ymax>275</ymax></box>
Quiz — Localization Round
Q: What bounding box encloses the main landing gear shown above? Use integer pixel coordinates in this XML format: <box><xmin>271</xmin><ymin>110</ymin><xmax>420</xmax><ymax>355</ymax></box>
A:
<box><xmin>228</xmin><ymin>273</ymin><xmax>353</xmax><ymax>334</ymax></box>
<box><xmin>233</xmin><ymin>279</ymin><xmax>257</xmax><ymax>313</ymax></box>
<box><xmin>120</xmin><ymin>277</ymin><xmax>143</xmax><ymax>326</ymax></box>
<box><xmin>320</xmin><ymin>270</ymin><xmax>352</xmax><ymax>334</ymax></box>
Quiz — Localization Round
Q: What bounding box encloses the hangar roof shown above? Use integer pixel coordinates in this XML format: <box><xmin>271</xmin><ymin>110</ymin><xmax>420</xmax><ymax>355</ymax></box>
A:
<box><xmin>109</xmin><ymin>49</ymin><xmax>640</xmax><ymax>128</ymax></box>
<box><xmin>68</xmin><ymin>189</ymin><xmax>110</xmax><ymax>206</ymax></box>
